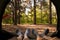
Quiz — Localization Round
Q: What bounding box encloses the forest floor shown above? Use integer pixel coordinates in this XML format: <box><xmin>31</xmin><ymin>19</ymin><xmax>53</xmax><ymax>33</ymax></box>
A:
<box><xmin>2</xmin><ymin>24</ymin><xmax>60</xmax><ymax>40</ymax></box>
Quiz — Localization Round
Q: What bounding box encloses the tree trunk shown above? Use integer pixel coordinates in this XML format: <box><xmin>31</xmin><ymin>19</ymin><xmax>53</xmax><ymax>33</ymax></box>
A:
<box><xmin>49</xmin><ymin>0</ymin><xmax>52</xmax><ymax>24</ymax></box>
<box><xmin>17</xmin><ymin>0</ymin><xmax>21</xmax><ymax>24</ymax></box>
<box><xmin>34</xmin><ymin>0</ymin><xmax>36</xmax><ymax>24</ymax></box>
<box><xmin>14</xmin><ymin>0</ymin><xmax>17</xmax><ymax>25</ymax></box>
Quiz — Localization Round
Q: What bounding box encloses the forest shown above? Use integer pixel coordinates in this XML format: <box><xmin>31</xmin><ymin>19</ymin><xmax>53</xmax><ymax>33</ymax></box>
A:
<box><xmin>2</xmin><ymin>0</ymin><xmax>57</xmax><ymax>25</ymax></box>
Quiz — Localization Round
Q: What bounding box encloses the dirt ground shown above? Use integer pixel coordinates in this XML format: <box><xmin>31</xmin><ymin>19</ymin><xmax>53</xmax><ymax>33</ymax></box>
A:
<box><xmin>2</xmin><ymin>24</ymin><xmax>60</xmax><ymax>40</ymax></box>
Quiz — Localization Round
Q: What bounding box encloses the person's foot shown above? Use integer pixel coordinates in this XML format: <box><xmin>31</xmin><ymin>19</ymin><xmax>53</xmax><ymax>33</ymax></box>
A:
<box><xmin>39</xmin><ymin>29</ymin><xmax>49</xmax><ymax>37</ymax></box>
<box><xmin>15</xmin><ymin>28</ymin><xmax>23</xmax><ymax>36</ymax></box>
<box><xmin>16</xmin><ymin>29</ymin><xmax>24</xmax><ymax>40</ymax></box>
<box><xmin>43</xmin><ymin>29</ymin><xmax>49</xmax><ymax>35</ymax></box>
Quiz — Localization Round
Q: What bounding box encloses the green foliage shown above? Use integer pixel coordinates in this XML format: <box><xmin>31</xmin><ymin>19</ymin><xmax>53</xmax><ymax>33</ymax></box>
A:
<box><xmin>2</xmin><ymin>1</ymin><xmax>57</xmax><ymax>25</ymax></box>
<box><xmin>2</xmin><ymin>5</ymin><xmax>13</xmax><ymax>24</ymax></box>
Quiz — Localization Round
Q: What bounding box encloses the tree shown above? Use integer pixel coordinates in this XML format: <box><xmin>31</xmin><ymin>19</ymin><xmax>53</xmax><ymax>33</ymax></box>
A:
<box><xmin>34</xmin><ymin>0</ymin><xmax>36</xmax><ymax>24</ymax></box>
<box><xmin>17</xmin><ymin>0</ymin><xmax>21</xmax><ymax>24</ymax></box>
<box><xmin>14</xmin><ymin>0</ymin><xmax>17</xmax><ymax>25</ymax></box>
<box><xmin>40</xmin><ymin>0</ymin><xmax>43</xmax><ymax>23</ymax></box>
<box><xmin>40</xmin><ymin>0</ymin><xmax>49</xmax><ymax>23</ymax></box>
<box><xmin>49</xmin><ymin>0</ymin><xmax>52</xmax><ymax>24</ymax></box>
<box><xmin>10</xmin><ymin>0</ymin><xmax>15</xmax><ymax>24</ymax></box>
